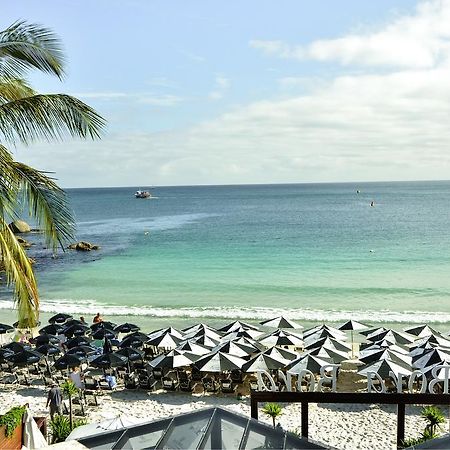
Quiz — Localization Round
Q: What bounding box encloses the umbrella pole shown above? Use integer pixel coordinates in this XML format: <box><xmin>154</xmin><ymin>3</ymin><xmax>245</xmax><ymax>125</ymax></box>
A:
<box><xmin>351</xmin><ymin>331</ymin><xmax>354</xmax><ymax>359</ymax></box>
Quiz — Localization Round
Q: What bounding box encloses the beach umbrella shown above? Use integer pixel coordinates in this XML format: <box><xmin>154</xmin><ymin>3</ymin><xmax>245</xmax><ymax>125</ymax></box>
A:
<box><xmin>404</xmin><ymin>324</ymin><xmax>439</xmax><ymax>338</ymax></box>
<box><xmin>367</xmin><ymin>330</ymin><xmax>414</xmax><ymax>346</ymax></box>
<box><xmin>91</xmin><ymin>352</ymin><xmax>128</xmax><ymax>368</ymax></box>
<box><xmin>67</xmin><ymin>415</ymin><xmax>143</xmax><ymax>440</ymax></box>
<box><xmin>358</xmin><ymin>359</ymin><xmax>412</xmax><ymax>379</ymax></box>
<box><xmin>286</xmin><ymin>354</ymin><xmax>332</xmax><ymax>375</ymax></box>
<box><xmin>91</xmin><ymin>328</ymin><xmax>116</xmax><ymax>340</ymax></box>
<box><xmin>91</xmin><ymin>321</ymin><xmax>117</xmax><ymax>332</ymax></box>
<box><xmin>39</xmin><ymin>324</ymin><xmax>64</xmax><ymax>335</ymax></box>
<box><xmin>338</xmin><ymin>320</ymin><xmax>369</xmax><ymax>358</ymax></box>
<box><xmin>182</xmin><ymin>323</ymin><xmax>216</xmax><ymax>335</ymax></box>
<box><xmin>222</xmin><ymin>328</ymin><xmax>263</xmax><ymax>341</ymax></box>
<box><xmin>30</xmin><ymin>334</ymin><xmax>60</xmax><ymax>345</ymax></box>
<box><xmin>148</xmin><ymin>326</ymin><xmax>184</xmax><ymax>340</ymax></box>
<box><xmin>413</xmin><ymin>348</ymin><xmax>450</xmax><ymax>370</ymax></box>
<box><xmin>53</xmin><ymin>353</ymin><xmax>85</xmax><ymax>370</ymax></box>
<box><xmin>361</xmin><ymin>340</ymin><xmax>409</xmax><ymax>356</ymax></box>
<box><xmin>0</xmin><ymin>348</ymin><xmax>14</xmax><ymax>362</ymax></box>
<box><xmin>308</xmin><ymin>346</ymin><xmax>349</xmax><ymax>364</ymax></box>
<box><xmin>64</xmin><ymin>319</ymin><xmax>85</xmax><ymax>328</ymax></box>
<box><xmin>3</xmin><ymin>341</ymin><xmax>31</xmax><ymax>353</ymax></box>
<box><xmin>67</xmin><ymin>336</ymin><xmax>91</xmax><ymax>349</ymax></box>
<box><xmin>66</xmin><ymin>345</ymin><xmax>97</xmax><ymax>357</ymax></box>
<box><xmin>146</xmin><ymin>332</ymin><xmax>183</xmax><ymax>349</ymax></box>
<box><xmin>49</xmin><ymin>313</ymin><xmax>72</xmax><ymax>324</ymax></box>
<box><xmin>190</xmin><ymin>334</ymin><xmax>221</xmax><ymax>348</ymax></box>
<box><xmin>414</xmin><ymin>334</ymin><xmax>450</xmax><ymax>349</ymax></box>
<box><xmin>212</xmin><ymin>341</ymin><xmax>253</xmax><ymax>358</ymax></box>
<box><xmin>304</xmin><ymin>324</ymin><xmax>345</xmax><ymax>338</ymax></box>
<box><xmin>0</xmin><ymin>323</ymin><xmax>14</xmax><ymax>334</ymax></box>
<box><xmin>119</xmin><ymin>335</ymin><xmax>145</xmax><ymax>349</ymax></box>
<box><xmin>185</xmin><ymin>327</ymin><xmax>223</xmax><ymax>342</ymax></box>
<box><xmin>124</xmin><ymin>331</ymin><xmax>148</xmax><ymax>342</ymax></box>
<box><xmin>175</xmin><ymin>341</ymin><xmax>210</xmax><ymax>355</ymax></box>
<box><xmin>258</xmin><ymin>330</ymin><xmax>304</xmax><ymax>348</ymax></box>
<box><xmin>35</xmin><ymin>344</ymin><xmax>61</xmax><ymax>356</ymax></box>
<box><xmin>150</xmin><ymin>349</ymin><xmax>196</xmax><ymax>368</ymax></box>
<box><xmin>194</xmin><ymin>351</ymin><xmax>246</xmax><ymax>372</ymax></box>
<box><xmin>63</xmin><ymin>324</ymin><xmax>90</xmax><ymax>337</ymax></box>
<box><xmin>359</xmin><ymin>348</ymin><xmax>412</xmax><ymax>367</ymax></box>
<box><xmin>360</xmin><ymin>327</ymin><xmax>388</xmax><ymax>337</ymax></box>
<box><xmin>242</xmin><ymin>353</ymin><xmax>289</xmax><ymax>373</ymax></box>
<box><xmin>259</xmin><ymin>316</ymin><xmax>303</xmax><ymax>330</ymax></box>
<box><xmin>218</xmin><ymin>320</ymin><xmax>260</xmax><ymax>333</ymax></box>
<box><xmin>115</xmin><ymin>347</ymin><xmax>144</xmax><ymax>362</ymax></box>
<box><xmin>6</xmin><ymin>349</ymin><xmax>42</xmax><ymax>366</ymax></box>
<box><xmin>305</xmin><ymin>336</ymin><xmax>351</xmax><ymax>353</ymax></box>
<box><xmin>114</xmin><ymin>323</ymin><xmax>140</xmax><ymax>334</ymax></box>
<box><xmin>264</xmin><ymin>346</ymin><xmax>299</xmax><ymax>361</ymax></box>
<box><xmin>221</xmin><ymin>336</ymin><xmax>262</xmax><ymax>353</ymax></box>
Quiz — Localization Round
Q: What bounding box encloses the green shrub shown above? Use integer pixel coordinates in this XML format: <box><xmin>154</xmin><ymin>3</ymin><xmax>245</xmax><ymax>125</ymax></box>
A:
<box><xmin>0</xmin><ymin>406</ymin><xmax>26</xmax><ymax>437</ymax></box>
<box><xmin>262</xmin><ymin>402</ymin><xmax>283</xmax><ymax>428</ymax></box>
<box><xmin>50</xmin><ymin>414</ymin><xmax>86</xmax><ymax>443</ymax></box>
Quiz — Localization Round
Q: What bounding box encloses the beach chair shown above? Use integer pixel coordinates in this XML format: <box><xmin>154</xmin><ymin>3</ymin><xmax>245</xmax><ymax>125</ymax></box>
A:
<box><xmin>179</xmin><ymin>379</ymin><xmax>193</xmax><ymax>392</ymax></box>
<box><xmin>152</xmin><ymin>367</ymin><xmax>163</xmax><ymax>380</ymax></box>
<box><xmin>191</xmin><ymin>367</ymin><xmax>203</xmax><ymax>382</ymax></box>
<box><xmin>249</xmin><ymin>378</ymin><xmax>259</xmax><ymax>392</ymax></box>
<box><xmin>124</xmin><ymin>373</ymin><xmax>139</xmax><ymax>389</ymax></box>
<box><xmin>162</xmin><ymin>376</ymin><xmax>179</xmax><ymax>391</ymax></box>
<box><xmin>202</xmin><ymin>376</ymin><xmax>218</xmax><ymax>393</ymax></box>
<box><xmin>84</xmin><ymin>376</ymin><xmax>100</xmax><ymax>391</ymax></box>
<box><xmin>231</xmin><ymin>369</ymin><xmax>243</xmax><ymax>383</ymax></box>
<box><xmin>220</xmin><ymin>379</ymin><xmax>237</xmax><ymax>394</ymax></box>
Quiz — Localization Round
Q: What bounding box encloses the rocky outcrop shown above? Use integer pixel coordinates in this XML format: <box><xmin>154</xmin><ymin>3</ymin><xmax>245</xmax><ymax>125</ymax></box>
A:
<box><xmin>9</xmin><ymin>220</ymin><xmax>31</xmax><ymax>233</ymax></box>
<box><xmin>68</xmin><ymin>241</ymin><xmax>100</xmax><ymax>251</ymax></box>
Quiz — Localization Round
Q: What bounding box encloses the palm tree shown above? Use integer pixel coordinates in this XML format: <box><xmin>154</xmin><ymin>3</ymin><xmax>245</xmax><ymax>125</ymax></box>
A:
<box><xmin>0</xmin><ymin>21</ymin><xmax>105</xmax><ymax>328</ymax></box>
<box><xmin>262</xmin><ymin>402</ymin><xmax>282</xmax><ymax>428</ymax></box>
<box><xmin>61</xmin><ymin>380</ymin><xmax>78</xmax><ymax>429</ymax></box>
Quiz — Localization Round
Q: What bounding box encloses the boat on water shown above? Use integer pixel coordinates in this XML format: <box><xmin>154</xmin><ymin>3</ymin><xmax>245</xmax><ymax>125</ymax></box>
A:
<box><xmin>135</xmin><ymin>190</ymin><xmax>152</xmax><ymax>198</ymax></box>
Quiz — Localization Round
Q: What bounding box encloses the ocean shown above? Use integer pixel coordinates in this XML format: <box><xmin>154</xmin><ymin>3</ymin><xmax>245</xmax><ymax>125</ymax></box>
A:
<box><xmin>2</xmin><ymin>181</ymin><xmax>450</xmax><ymax>328</ymax></box>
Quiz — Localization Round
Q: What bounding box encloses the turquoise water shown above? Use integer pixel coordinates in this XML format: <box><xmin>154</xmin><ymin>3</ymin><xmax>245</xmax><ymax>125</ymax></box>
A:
<box><xmin>2</xmin><ymin>181</ymin><xmax>450</xmax><ymax>324</ymax></box>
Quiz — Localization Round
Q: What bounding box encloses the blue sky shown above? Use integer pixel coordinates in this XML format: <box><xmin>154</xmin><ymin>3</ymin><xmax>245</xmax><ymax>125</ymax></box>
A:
<box><xmin>4</xmin><ymin>0</ymin><xmax>450</xmax><ymax>187</ymax></box>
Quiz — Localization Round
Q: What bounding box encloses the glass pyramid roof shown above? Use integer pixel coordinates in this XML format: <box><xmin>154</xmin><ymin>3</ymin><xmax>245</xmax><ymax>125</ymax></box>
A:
<box><xmin>75</xmin><ymin>407</ymin><xmax>328</xmax><ymax>449</ymax></box>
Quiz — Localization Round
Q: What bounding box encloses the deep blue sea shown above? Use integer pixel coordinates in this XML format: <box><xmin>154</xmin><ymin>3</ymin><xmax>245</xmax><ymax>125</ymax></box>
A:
<box><xmin>2</xmin><ymin>181</ymin><xmax>450</xmax><ymax>325</ymax></box>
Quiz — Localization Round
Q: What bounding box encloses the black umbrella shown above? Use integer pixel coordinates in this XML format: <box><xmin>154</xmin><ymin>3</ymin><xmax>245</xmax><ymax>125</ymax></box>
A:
<box><xmin>115</xmin><ymin>347</ymin><xmax>144</xmax><ymax>362</ymax></box>
<box><xmin>114</xmin><ymin>323</ymin><xmax>140</xmax><ymax>334</ymax></box>
<box><xmin>53</xmin><ymin>353</ymin><xmax>85</xmax><ymax>370</ymax></box>
<box><xmin>90</xmin><ymin>352</ymin><xmax>127</xmax><ymax>368</ymax></box>
<box><xmin>67</xmin><ymin>336</ymin><xmax>91</xmax><ymax>349</ymax></box>
<box><xmin>92</xmin><ymin>328</ymin><xmax>116</xmax><ymax>340</ymax></box>
<box><xmin>3</xmin><ymin>342</ymin><xmax>31</xmax><ymax>353</ymax></box>
<box><xmin>6</xmin><ymin>349</ymin><xmax>42</xmax><ymax>366</ymax></box>
<box><xmin>35</xmin><ymin>344</ymin><xmax>61</xmax><ymax>356</ymax></box>
<box><xmin>63</xmin><ymin>324</ymin><xmax>90</xmax><ymax>337</ymax></box>
<box><xmin>64</xmin><ymin>319</ymin><xmax>85</xmax><ymax>328</ymax></box>
<box><xmin>0</xmin><ymin>323</ymin><xmax>14</xmax><ymax>334</ymax></box>
<box><xmin>49</xmin><ymin>313</ymin><xmax>73</xmax><ymax>324</ymax></box>
<box><xmin>218</xmin><ymin>320</ymin><xmax>260</xmax><ymax>333</ymax></box>
<box><xmin>39</xmin><ymin>324</ymin><xmax>64</xmax><ymax>335</ymax></box>
<box><xmin>66</xmin><ymin>345</ymin><xmax>97</xmax><ymax>357</ymax></box>
<box><xmin>30</xmin><ymin>334</ymin><xmax>60</xmax><ymax>345</ymax></box>
<box><xmin>103</xmin><ymin>338</ymin><xmax>113</xmax><ymax>354</ymax></box>
<box><xmin>0</xmin><ymin>348</ymin><xmax>14</xmax><ymax>362</ymax></box>
<box><xmin>91</xmin><ymin>321</ymin><xmax>117</xmax><ymax>332</ymax></box>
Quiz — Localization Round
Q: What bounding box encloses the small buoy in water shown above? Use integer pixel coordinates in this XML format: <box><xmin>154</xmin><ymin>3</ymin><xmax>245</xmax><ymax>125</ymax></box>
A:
<box><xmin>369</xmin><ymin>249</ymin><xmax>374</xmax><ymax>253</ymax></box>
<box><xmin>144</xmin><ymin>231</ymin><xmax>149</xmax><ymax>235</ymax></box>
<box><xmin>370</xmin><ymin>201</ymin><xmax>375</xmax><ymax>207</ymax></box>
<box><xmin>356</xmin><ymin>190</ymin><xmax>360</xmax><ymax>194</ymax></box>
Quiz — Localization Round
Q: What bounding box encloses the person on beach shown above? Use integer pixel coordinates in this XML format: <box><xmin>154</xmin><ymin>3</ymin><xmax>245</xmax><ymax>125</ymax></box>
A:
<box><xmin>57</xmin><ymin>331</ymin><xmax>67</xmax><ymax>351</ymax></box>
<box><xmin>80</xmin><ymin>316</ymin><xmax>87</xmax><ymax>324</ymax></box>
<box><xmin>69</xmin><ymin>366</ymin><xmax>84</xmax><ymax>389</ymax></box>
<box><xmin>46</xmin><ymin>383</ymin><xmax>63</xmax><ymax>419</ymax></box>
<box><xmin>93</xmin><ymin>313</ymin><xmax>103</xmax><ymax>324</ymax></box>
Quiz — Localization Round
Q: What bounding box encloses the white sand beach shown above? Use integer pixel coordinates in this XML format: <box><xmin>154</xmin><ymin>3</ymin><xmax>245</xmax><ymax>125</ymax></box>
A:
<box><xmin>0</xmin><ymin>384</ymin><xmax>438</xmax><ymax>450</ymax></box>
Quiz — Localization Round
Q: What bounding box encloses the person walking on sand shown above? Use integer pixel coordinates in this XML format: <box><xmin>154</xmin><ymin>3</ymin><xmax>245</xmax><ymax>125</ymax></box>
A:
<box><xmin>46</xmin><ymin>383</ymin><xmax>63</xmax><ymax>419</ymax></box>
<box><xmin>93</xmin><ymin>313</ymin><xmax>103</xmax><ymax>324</ymax></box>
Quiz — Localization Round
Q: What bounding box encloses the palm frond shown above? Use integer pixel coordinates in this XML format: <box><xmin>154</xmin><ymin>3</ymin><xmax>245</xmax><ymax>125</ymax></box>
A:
<box><xmin>0</xmin><ymin>20</ymin><xmax>65</xmax><ymax>79</ymax></box>
<box><xmin>0</xmin><ymin>216</ymin><xmax>39</xmax><ymax>328</ymax></box>
<box><xmin>0</xmin><ymin>144</ymin><xmax>20</xmax><ymax>216</ymax></box>
<box><xmin>0</xmin><ymin>94</ymin><xmax>106</xmax><ymax>144</ymax></box>
<box><xmin>0</xmin><ymin>77</ymin><xmax>35</xmax><ymax>102</ymax></box>
<box><xmin>13</xmin><ymin>162</ymin><xmax>75</xmax><ymax>250</ymax></box>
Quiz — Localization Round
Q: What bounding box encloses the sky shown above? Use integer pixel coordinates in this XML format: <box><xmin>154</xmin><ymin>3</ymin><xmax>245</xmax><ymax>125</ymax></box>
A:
<box><xmin>4</xmin><ymin>0</ymin><xmax>450</xmax><ymax>188</ymax></box>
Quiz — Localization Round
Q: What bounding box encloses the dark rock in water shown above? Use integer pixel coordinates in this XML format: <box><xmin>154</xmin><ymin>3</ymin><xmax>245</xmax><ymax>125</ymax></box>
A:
<box><xmin>16</xmin><ymin>237</ymin><xmax>32</xmax><ymax>248</ymax></box>
<box><xmin>68</xmin><ymin>241</ymin><xmax>101</xmax><ymax>251</ymax></box>
<box><xmin>9</xmin><ymin>220</ymin><xmax>31</xmax><ymax>233</ymax></box>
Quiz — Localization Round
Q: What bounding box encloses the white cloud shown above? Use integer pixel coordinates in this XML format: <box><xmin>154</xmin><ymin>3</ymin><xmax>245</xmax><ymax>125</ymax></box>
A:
<box><xmin>208</xmin><ymin>75</ymin><xmax>230</xmax><ymax>101</ymax></box>
<box><xmin>251</xmin><ymin>1</ymin><xmax>450</xmax><ymax>68</ymax></box>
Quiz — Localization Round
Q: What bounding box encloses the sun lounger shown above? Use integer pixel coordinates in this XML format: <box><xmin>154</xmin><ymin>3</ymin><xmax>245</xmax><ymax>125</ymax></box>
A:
<box><xmin>179</xmin><ymin>379</ymin><xmax>193</xmax><ymax>392</ymax></box>
<box><xmin>124</xmin><ymin>373</ymin><xmax>139</xmax><ymax>389</ymax></box>
<box><xmin>202</xmin><ymin>377</ymin><xmax>219</xmax><ymax>393</ymax></box>
<box><xmin>162</xmin><ymin>376</ymin><xmax>178</xmax><ymax>391</ymax></box>
<box><xmin>220</xmin><ymin>379</ymin><xmax>237</xmax><ymax>394</ymax></box>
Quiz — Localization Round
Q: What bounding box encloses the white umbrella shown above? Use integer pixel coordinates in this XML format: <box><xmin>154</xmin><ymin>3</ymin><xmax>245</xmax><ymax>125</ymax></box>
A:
<box><xmin>304</xmin><ymin>324</ymin><xmax>346</xmax><ymax>340</ymax></box>
<box><xmin>212</xmin><ymin>341</ymin><xmax>253</xmax><ymax>358</ymax></box>
<box><xmin>175</xmin><ymin>340</ymin><xmax>210</xmax><ymax>355</ymax></box>
<box><xmin>304</xmin><ymin>336</ymin><xmax>351</xmax><ymax>353</ymax></box>
<box><xmin>259</xmin><ymin>316</ymin><xmax>303</xmax><ymax>329</ymax></box>
<box><xmin>367</xmin><ymin>329</ymin><xmax>414</xmax><ymax>346</ymax></box>
<box><xmin>194</xmin><ymin>351</ymin><xmax>246</xmax><ymax>372</ymax></box>
<box><xmin>258</xmin><ymin>329</ymin><xmax>304</xmax><ymax>348</ymax></box>
<box><xmin>286</xmin><ymin>354</ymin><xmax>332</xmax><ymax>375</ymax></box>
<box><xmin>146</xmin><ymin>332</ymin><xmax>183</xmax><ymax>349</ymax></box>
<box><xmin>218</xmin><ymin>320</ymin><xmax>260</xmax><ymax>333</ymax></box>
<box><xmin>404</xmin><ymin>324</ymin><xmax>439</xmax><ymax>338</ymax></box>
<box><xmin>358</xmin><ymin>359</ymin><xmax>412</xmax><ymax>378</ymax></box>
<box><xmin>23</xmin><ymin>407</ymin><xmax>47</xmax><ymax>449</ymax></box>
<box><xmin>264</xmin><ymin>346</ymin><xmax>299</xmax><ymax>361</ymax></box>
<box><xmin>67</xmin><ymin>415</ymin><xmax>142</xmax><ymax>440</ymax></box>
<box><xmin>242</xmin><ymin>353</ymin><xmax>289</xmax><ymax>372</ymax></box>
<box><xmin>150</xmin><ymin>349</ymin><xmax>196</xmax><ymax>368</ymax></box>
<box><xmin>338</xmin><ymin>320</ymin><xmax>368</xmax><ymax>358</ymax></box>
